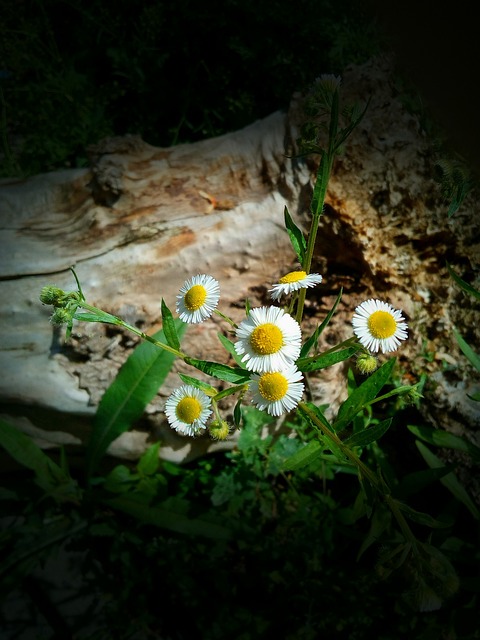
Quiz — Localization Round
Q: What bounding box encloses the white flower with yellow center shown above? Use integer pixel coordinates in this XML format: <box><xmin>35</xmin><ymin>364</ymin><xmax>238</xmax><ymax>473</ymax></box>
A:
<box><xmin>176</xmin><ymin>274</ymin><xmax>220</xmax><ymax>324</ymax></box>
<box><xmin>269</xmin><ymin>270</ymin><xmax>323</xmax><ymax>301</ymax></box>
<box><xmin>164</xmin><ymin>384</ymin><xmax>212</xmax><ymax>436</ymax></box>
<box><xmin>250</xmin><ymin>365</ymin><xmax>305</xmax><ymax>416</ymax></box>
<box><xmin>234</xmin><ymin>306</ymin><xmax>302</xmax><ymax>373</ymax></box>
<box><xmin>352</xmin><ymin>299</ymin><xmax>408</xmax><ymax>353</ymax></box>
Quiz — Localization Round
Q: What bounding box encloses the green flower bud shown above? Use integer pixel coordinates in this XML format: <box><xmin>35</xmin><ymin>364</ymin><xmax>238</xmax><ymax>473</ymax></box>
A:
<box><xmin>356</xmin><ymin>353</ymin><xmax>378</xmax><ymax>375</ymax></box>
<box><xmin>208</xmin><ymin>420</ymin><xmax>231</xmax><ymax>441</ymax></box>
<box><xmin>50</xmin><ymin>307</ymin><xmax>71</xmax><ymax>326</ymax></box>
<box><xmin>403</xmin><ymin>386</ymin><xmax>424</xmax><ymax>405</ymax></box>
<box><xmin>40</xmin><ymin>285</ymin><xmax>66</xmax><ymax>306</ymax></box>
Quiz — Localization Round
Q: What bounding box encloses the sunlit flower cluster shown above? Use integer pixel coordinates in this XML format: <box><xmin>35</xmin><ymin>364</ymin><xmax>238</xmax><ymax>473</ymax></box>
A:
<box><xmin>165</xmin><ymin>273</ymin><xmax>409</xmax><ymax>435</ymax></box>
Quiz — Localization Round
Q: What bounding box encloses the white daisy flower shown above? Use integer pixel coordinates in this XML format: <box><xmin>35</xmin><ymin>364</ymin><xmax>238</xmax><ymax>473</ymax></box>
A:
<box><xmin>164</xmin><ymin>384</ymin><xmax>212</xmax><ymax>436</ymax></box>
<box><xmin>352</xmin><ymin>299</ymin><xmax>408</xmax><ymax>354</ymax></box>
<box><xmin>176</xmin><ymin>274</ymin><xmax>220</xmax><ymax>324</ymax></box>
<box><xmin>250</xmin><ymin>365</ymin><xmax>305</xmax><ymax>417</ymax></box>
<box><xmin>234</xmin><ymin>306</ymin><xmax>302</xmax><ymax>373</ymax></box>
<box><xmin>269</xmin><ymin>270</ymin><xmax>323</xmax><ymax>301</ymax></box>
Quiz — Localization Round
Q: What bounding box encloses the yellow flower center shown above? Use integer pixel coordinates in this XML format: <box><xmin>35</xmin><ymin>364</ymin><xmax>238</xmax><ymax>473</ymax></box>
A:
<box><xmin>249</xmin><ymin>323</ymin><xmax>284</xmax><ymax>355</ymax></box>
<box><xmin>184</xmin><ymin>284</ymin><xmax>207</xmax><ymax>311</ymax></box>
<box><xmin>258</xmin><ymin>372</ymin><xmax>288</xmax><ymax>401</ymax></box>
<box><xmin>279</xmin><ymin>270</ymin><xmax>307</xmax><ymax>284</ymax></box>
<box><xmin>367</xmin><ymin>310</ymin><xmax>397</xmax><ymax>339</ymax></box>
<box><xmin>176</xmin><ymin>397</ymin><xmax>202</xmax><ymax>424</ymax></box>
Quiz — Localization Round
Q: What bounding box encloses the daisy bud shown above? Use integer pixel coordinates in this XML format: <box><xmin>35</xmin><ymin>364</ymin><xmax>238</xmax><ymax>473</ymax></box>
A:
<box><xmin>40</xmin><ymin>285</ymin><xmax>66</xmax><ymax>306</ymax></box>
<box><xmin>208</xmin><ymin>420</ymin><xmax>231</xmax><ymax>441</ymax></box>
<box><xmin>50</xmin><ymin>308</ymin><xmax>71</xmax><ymax>326</ymax></box>
<box><xmin>356</xmin><ymin>353</ymin><xmax>378</xmax><ymax>375</ymax></box>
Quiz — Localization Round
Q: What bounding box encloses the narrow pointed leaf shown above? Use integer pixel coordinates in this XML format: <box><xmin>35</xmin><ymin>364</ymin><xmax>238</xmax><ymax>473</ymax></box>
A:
<box><xmin>344</xmin><ymin>418</ymin><xmax>392</xmax><ymax>448</ymax></box>
<box><xmin>217</xmin><ymin>332</ymin><xmax>245</xmax><ymax>367</ymax></box>
<box><xmin>297</xmin><ymin>346</ymin><xmax>358</xmax><ymax>372</ymax></box>
<box><xmin>407</xmin><ymin>424</ymin><xmax>480</xmax><ymax>463</ymax></box>
<box><xmin>178</xmin><ymin>373</ymin><xmax>217</xmax><ymax>396</ymax></box>
<box><xmin>284</xmin><ymin>205</ymin><xmax>306</xmax><ymax>265</ymax></box>
<box><xmin>86</xmin><ymin>323</ymin><xmax>186</xmax><ymax>478</ymax></box>
<box><xmin>300</xmin><ymin>288</ymin><xmax>343</xmax><ymax>358</ymax></box>
<box><xmin>184</xmin><ymin>357</ymin><xmax>251</xmax><ymax>384</ymax></box>
<box><xmin>446</xmin><ymin>262</ymin><xmax>480</xmax><ymax>300</ymax></box>
<box><xmin>396</xmin><ymin>501</ymin><xmax>453</xmax><ymax>528</ymax></box>
<box><xmin>333</xmin><ymin>358</ymin><xmax>396</xmax><ymax>433</ymax></box>
<box><xmin>282</xmin><ymin>440</ymin><xmax>323</xmax><ymax>471</ymax></box>
<box><xmin>161</xmin><ymin>298</ymin><xmax>181</xmax><ymax>351</ymax></box>
<box><xmin>453</xmin><ymin>328</ymin><xmax>480</xmax><ymax>372</ymax></box>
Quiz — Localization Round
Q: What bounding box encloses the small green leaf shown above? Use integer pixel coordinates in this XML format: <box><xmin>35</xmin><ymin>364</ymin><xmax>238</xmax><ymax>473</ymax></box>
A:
<box><xmin>357</xmin><ymin>506</ymin><xmax>392</xmax><ymax>560</ymax></box>
<box><xmin>407</xmin><ymin>424</ymin><xmax>480</xmax><ymax>463</ymax></box>
<box><xmin>217</xmin><ymin>332</ymin><xmax>245</xmax><ymax>367</ymax></box>
<box><xmin>233</xmin><ymin>398</ymin><xmax>243</xmax><ymax>428</ymax></box>
<box><xmin>178</xmin><ymin>373</ymin><xmax>217</xmax><ymax>396</ymax></box>
<box><xmin>344</xmin><ymin>418</ymin><xmax>392</xmax><ymax>448</ymax></box>
<box><xmin>73</xmin><ymin>310</ymin><xmax>120</xmax><ymax>324</ymax></box>
<box><xmin>396</xmin><ymin>501</ymin><xmax>453</xmax><ymax>528</ymax></box>
<box><xmin>300</xmin><ymin>288</ymin><xmax>343</xmax><ymax>358</ymax></box>
<box><xmin>446</xmin><ymin>262</ymin><xmax>480</xmax><ymax>300</ymax></box>
<box><xmin>297</xmin><ymin>346</ymin><xmax>358</xmax><ymax>373</ymax></box>
<box><xmin>453</xmin><ymin>327</ymin><xmax>480</xmax><ymax>372</ymax></box>
<box><xmin>333</xmin><ymin>358</ymin><xmax>396</xmax><ymax>433</ymax></box>
<box><xmin>396</xmin><ymin>464</ymin><xmax>458</xmax><ymax>499</ymax></box>
<box><xmin>137</xmin><ymin>442</ymin><xmax>161</xmax><ymax>476</ymax></box>
<box><xmin>184</xmin><ymin>357</ymin><xmax>251</xmax><ymax>384</ymax></box>
<box><xmin>284</xmin><ymin>205</ymin><xmax>307</xmax><ymax>266</ymax></box>
<box><xmin>161</xmin><ymin>298</ymin><xmax>181</xmax><ymax>351</ymax></box>
<box><xmin>416</xmin><ymin>441</ymin><xmax>480</xmax><ymax>520</ymax></box>
<box><xmin>282</xmin><ymin>439</ymin><xmax>323</xmax><ymax>471</ymax></box>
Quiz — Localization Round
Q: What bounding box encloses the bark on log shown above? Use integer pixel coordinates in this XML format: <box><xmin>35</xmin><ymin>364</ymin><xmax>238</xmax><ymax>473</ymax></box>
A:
<box><xmin>1</xmin><ymin>56</ymin><xmax>479</xmax><ymax>488</ymax></box>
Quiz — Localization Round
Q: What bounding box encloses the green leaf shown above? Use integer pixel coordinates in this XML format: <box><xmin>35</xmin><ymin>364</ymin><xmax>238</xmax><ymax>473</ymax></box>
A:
<box><xmin>217</xmin><ymin>332</ymin><xmax>245</xmax><ymax>367</ymax></box>
<box><xmin>177</xmin><ymin>373</ymin><xmax>217</xmax><ymax>396</ymax></box>
<box><xmin>396</xmin><ymin>501</ymin><xmax>453</xmax><ymax>528</ymax></box>
<box><xmin>344</xmin><ymin>418</ymin><xmax>392</xmax><ymax>448</ymax></box>
<box><xmin>86</xmin><ymin>323</ymin><xmax>186</xmax><ymax>478</ymax></box>
<box><xmin>300</xmin><ymin>288</ymin><xmax>343</xmax><ymax>358</ymax></box>
<box><xmin>415</xmin><ymin>441</ymin><xmax>480</xmax><ymax>520</ymax></box>
<box><xmin>0</xmin><ymin>419</ymin><xmax>71</xmax><ymax>493</ymax></box>
<box><xmin>357</xmin><ymin>506</ymin><xmax>392</xmax><ymax>560</ymax></box>
<box><xmin>233</xmin><ymin>398</ymin><xmax>243</xmax><ymax>429</ymax></box>
<box><xmin>137</xmin><ymin>442</ymin><xmax>161</xmax><ymax>476</ymax></box>
<box><xmin>104</xmin><ymin>494</ymin><xmax>231</xmax><ymax>539</ymax></box>
<box><xmin>284</xmin><ymin>205</ymin><xmax>306</xmax><ymax>266</ymax></box>
<box><xmin>407</xmin><ymin>424</ymin><xmax>480</xmax><ymax>463</ymax></box>
<box><xmin>333</xmin><ymin>358</ymin><xmax>396</xmax><ymax>433</ymax></box>
<box><xmin>446</xmin><ymin>262</ymin><xmax>480</xmax><ymax>300</ymax></box>
<box><xmin>73</xmin><ymin>310</ymin><xmax>120</xmax><ymax>324</ymax></box>
<box><xmin>396</xmin><ymin>464</ymin><xmax>458</xmax><ymax>499</ymax></box>
<box><xmin>297</xmin><ymin>346</ymin><xmax>358</xmax><ymax>373</ymax></box>
<box><xmin>184</xmin><ymin>357</ymin><xmax>251</xmax><ymax>384</ymax></box>
<box><xmin>161</xmin><ymin>298</ymin><xmax>181</xmax><ymax>351</ymax></box>
<box><xmin>453</xmin><ymin>327</ymin><xmax>480</xmax><ymax>372</ymax></box>
<box><xmin>282</xmin><ymin>439</ymin><xmax>323</xmax><ymax>472</ymax></box>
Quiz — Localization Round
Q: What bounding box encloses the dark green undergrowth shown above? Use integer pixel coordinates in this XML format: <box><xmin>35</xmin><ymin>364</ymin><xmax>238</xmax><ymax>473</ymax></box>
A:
<box><xmin>0</xmin><ymin>0</ymin><xmax>382</xmax><ymax>177</ymax></box>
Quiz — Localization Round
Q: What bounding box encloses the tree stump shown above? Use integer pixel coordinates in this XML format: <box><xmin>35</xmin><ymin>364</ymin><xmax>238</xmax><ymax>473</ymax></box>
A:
<box><xmin>1</xmin><ymin>56</ymin><xmax>479</xmax><ymax>486</ymax></box>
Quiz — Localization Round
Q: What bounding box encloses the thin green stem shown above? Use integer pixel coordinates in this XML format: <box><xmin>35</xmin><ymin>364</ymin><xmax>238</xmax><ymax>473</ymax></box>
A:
<box><xmin>298</xmin><ymin>400</ymin><xmax>420</xmax><ymax>552</ymax></box>
<box><xmin>214</xmin><ymin>308</ymin><xmax>238</xmax><ymax>328</ymax></box>
<box><xmin>77</xmin><ymin>301</ymin><xmax>186</xmax><ymax>360</ymax></box>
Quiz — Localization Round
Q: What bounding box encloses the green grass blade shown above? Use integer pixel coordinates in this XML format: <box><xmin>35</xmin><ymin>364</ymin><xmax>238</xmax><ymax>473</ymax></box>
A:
<box><xmin>446</xmin><ymin>262</ymin><xmax>480</xmax><ymax>300</ymax></box>
<box><xmin>86</xmin><ymin>323</ymin><xmax>186</xmax><ymax>478</ymax></box>
<box><xmin>161</xmin><ymin>298</ymin><xmax>181</xmax><ymax>351</ymax></box>
<box><xmin>453</xmin><ymin>327</ymin><xmax>480</xmax><ymax>372</ymax></box>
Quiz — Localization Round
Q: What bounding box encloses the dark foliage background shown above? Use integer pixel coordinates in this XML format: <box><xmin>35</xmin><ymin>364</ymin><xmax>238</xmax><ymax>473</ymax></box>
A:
<box><xmin>0</xmin><ymin>0</ymin><xmax>381</xmax><ymax>176</ymax></box>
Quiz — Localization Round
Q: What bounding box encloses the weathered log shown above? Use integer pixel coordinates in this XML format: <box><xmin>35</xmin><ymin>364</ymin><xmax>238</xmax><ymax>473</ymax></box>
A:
<box><xmin>1</xmin><ymin>56</ymin><xmax>479</xmax><ymax>483</ymax></box>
